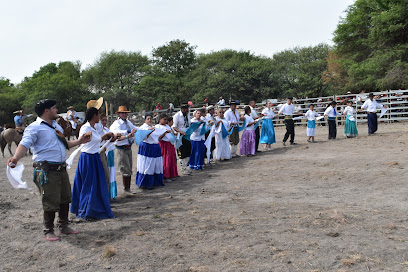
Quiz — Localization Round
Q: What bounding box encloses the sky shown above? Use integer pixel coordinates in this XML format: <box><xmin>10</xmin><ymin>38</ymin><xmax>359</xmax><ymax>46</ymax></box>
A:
<box><xmin>0</xmin><ymin>0</ymin><xmax>355</xmax><ymax>84</ymax></box>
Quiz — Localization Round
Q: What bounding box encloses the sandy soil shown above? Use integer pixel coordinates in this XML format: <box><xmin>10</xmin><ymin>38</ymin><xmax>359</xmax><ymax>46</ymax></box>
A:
<box><xmin>0</xmin><ymin>122</ymin><xmax>407</xmax><ymax>272</ymax></box>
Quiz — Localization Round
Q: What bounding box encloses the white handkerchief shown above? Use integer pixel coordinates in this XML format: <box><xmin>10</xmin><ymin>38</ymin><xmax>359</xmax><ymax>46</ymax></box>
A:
<box><xmin>6</xmin><ymin>164</ymin><xmax>31</xmax><ymax>190</ymax></box>
<box><xmin>348</xmin><ymin>116</ymin><xmax>356</xmax><ymax>122</ymax></box>
<box><xmin>380</xmin><ymin>107</ymin><xmax>388</xmax><ymax>118</ymax></box>
<box><xmin>316</xmin><ymin>116</ymin><xmax>325</xmax><ymax>121</ymax></box>
<box><xmin>99</xmin><ymin>137</ymin><xmax>113</xmax><ymax>153</ymax></box>
<box><xmin>66</xmin><ymin>145</ymin><xmax>83</xmax><ymax>169</ymax></box>
<box><xmin>292</xmin><ymin>116</ymin><xmax>304</xmax><ymax>120</ymax></box>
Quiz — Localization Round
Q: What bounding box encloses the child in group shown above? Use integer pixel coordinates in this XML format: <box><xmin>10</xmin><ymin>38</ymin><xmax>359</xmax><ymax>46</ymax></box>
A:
<box><xmin>100</xmin><ymin>114</ymin><xmax>118</xmax><ymax>199</ymax></box>
<box><xmin>343</xmin><ymin>100</ymin><xmax>358</xmax><ymax>138</ymax></box>
<box><xmin>156</xmin><ymin>114</ymin><xmax>179</xmax><ymax>181</ymax></box>
<box><xmin>213</xmin><ymin>108</ymin><xmax>232</xmax><ymax>161</ymax></box>
<box><xmin>189</xmin><ymin>110</ymin><xmax>206</xmax><ymax>170</ymax></box>
<box><xmin>136</xmin><ymin>114</ymin><xmax>167</xmax><ymax>189</ymax></box>
<box><xmin>240</xmin><ymin>106</ymin><xmax>259</xmax><ymax>156</ymax></box>
<box><xmin>304</xmin><ymin>104</ymin><xmax>321</xmax><ymax>143</ymax></box>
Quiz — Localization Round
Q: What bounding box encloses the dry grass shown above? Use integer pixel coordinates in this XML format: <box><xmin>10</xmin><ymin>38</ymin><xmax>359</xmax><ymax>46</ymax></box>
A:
<box><xmin>342</xmin><ymin>254</ymin><xmax>362</xmax><ymax>267</ymax></box>
<box><xmin>189</xmin><ymin>266</ymin><xmax>210</xmax><ymax>272</ymax></box>
<box><xmin>385</xmin><ymin>161</ymin><xmax>399</xmax><ymax>166</ymax></box>
<box><xmin>103</xmin><ymin>245</ymin><xmax>117</xmax><ymax>258</ymax></box>
<box><xmin>386</xmin><ymin>223</ymin><xmax>398</xmax><ymax>230</ymax></box>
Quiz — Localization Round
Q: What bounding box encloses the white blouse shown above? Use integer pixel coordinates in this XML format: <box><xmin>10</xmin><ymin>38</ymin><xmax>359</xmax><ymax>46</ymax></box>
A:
<box><xmin>305</xmin><ymin>110</ymin><xmax>320</xmax><ymax>121</ymax></box>
<box><xmin>155</xmin><ymin>124</ymin><xmax>172</xmax><ymax>142</ymax></box>
<box><xmin>343</xmin><ymin>106</ymin><xmax>355</xmax><ymax>116</ymax></box>
<box><xmin>190</xmin><ymin>118</ymin><xmax>205</xmax><ymax>141</ymax></box>
<box><xmin>139</xmin><ymin>123</ymin><xmax>159</xmax><ymax>144</ymax></box>
<box><xmin>278</xmin><ymin>103</ymin><xmax>295</xmax><ymax>115</ymax></box>
<box><xmin>262</xmin><ymin>107</ymin><xmax>275</xmax><ymax>119</ymax></box>
<box><xmin>244</xmin><ymin>115</ymin><xmax>255</xmax><ymax>131</ymax></box>
<box><xmin>79</xmin><ymin>122</ymin><xmax>102</xmax><ymax>154</ymax></box>
<box><xmin>215</xmin><ymin>117</ymin><xmax>230</xmax><ymax>131</ymax></box>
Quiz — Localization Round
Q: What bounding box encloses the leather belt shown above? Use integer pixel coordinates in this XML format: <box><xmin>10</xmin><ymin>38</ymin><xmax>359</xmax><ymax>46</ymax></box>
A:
<box><xmin>115</xmin><ymin>145</ymin><xmax>131</xmax><ymax>150</ymax></box>
<box><xmin>33</xmin><ymin>161</ymin><xmax>66</xmax><ymax>172</ymax></box>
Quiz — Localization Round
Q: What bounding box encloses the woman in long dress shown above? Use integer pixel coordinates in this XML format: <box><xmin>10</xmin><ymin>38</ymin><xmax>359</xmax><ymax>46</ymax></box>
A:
<box><xmin>240</xmin><ymin>106</ymin><xmax>259</xmax><ymax>156</ymax></box>
<box><xmin>343</xmin><ymin>100</ymin><xmax>358</xmax><ymax>138</ymax></box>
<box><xmin>71</xmin><ymin>107</ymin><xmax>115</xmax><ymax>219</ymax></box>
<box><xmin>188</xmin><ymin>110</ymin><xmax>206</xmax><ymax>170</ymax></box>
<box><xmin>156</xmin><ymin>114</ymin><xmax>179</xmax><ymax>182</ymax></box>
<box><xmin>260</xmin><ymin>101</ymin><xmax>276</xmax><ymax>150</ymax></box>
<box><xmin>136</xmin><ymin>115</ymin><xmax>166</xmax><ymax>189</ymax></box>
<box><xmin>213</xmin><ymin>108</ymin><xmax>231</xmax><ymax>161</ymax></box>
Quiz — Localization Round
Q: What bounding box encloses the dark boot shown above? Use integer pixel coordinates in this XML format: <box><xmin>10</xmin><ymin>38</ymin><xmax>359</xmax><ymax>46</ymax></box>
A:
<box><xmin>123</xmin><ymin>176</ymin><xmax>131</xmax><ymax>193</ymax></box>
<box><xmin>58</xmin><ymin>203</ymin><xmax>79</xmax><ymax>235</ymax></box>
<box><xmin>43</xmin><ymin>211</ymin><xmax>60</xmax><ymax>241</ymax></box>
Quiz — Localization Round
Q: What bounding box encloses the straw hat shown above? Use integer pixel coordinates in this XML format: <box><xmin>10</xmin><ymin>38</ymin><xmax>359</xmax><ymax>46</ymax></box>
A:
<box><xmin>206</xmin><ymin>105</ymin><xmax>215</xmax><ymax>110</ymax></box>
<box><xmin>13</xmin><ymin>110</ymin><xmax>23</xmax><ymax>114</ymax></box>
<box><xmin>86</xmin><ymin>97</ymin><xmax>103</xmax><ymax>109</ymax></box>
<box><xmin>116</xmin><ymin>105</ymin><xmax>130</xmax><ymax>113</ymax></box>
<box><xmin>67</xmin><ymin>106</ymin><xmax>74</xmax><ymax>110</ymax></box>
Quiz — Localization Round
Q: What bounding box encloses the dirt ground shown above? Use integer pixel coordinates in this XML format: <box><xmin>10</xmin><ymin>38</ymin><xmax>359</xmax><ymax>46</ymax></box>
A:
<box><xmin>0</xmin><ymin>122</ymin><xmax>407</xmax><ymax>272</ymax></box>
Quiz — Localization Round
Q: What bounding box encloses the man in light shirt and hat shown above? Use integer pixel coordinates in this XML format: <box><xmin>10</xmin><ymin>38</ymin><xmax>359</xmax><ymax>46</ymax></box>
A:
<box><xmin>110</xmin><ymin>105</ymin><xmax>138</xmax><ymax>193</ymax></box>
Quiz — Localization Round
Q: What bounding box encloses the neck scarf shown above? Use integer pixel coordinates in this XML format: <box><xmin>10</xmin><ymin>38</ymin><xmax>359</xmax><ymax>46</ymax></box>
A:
<box><xmin>40</xmin><ymin>121</ymin><xmax>69</xmax><ymax>150</ymax></box>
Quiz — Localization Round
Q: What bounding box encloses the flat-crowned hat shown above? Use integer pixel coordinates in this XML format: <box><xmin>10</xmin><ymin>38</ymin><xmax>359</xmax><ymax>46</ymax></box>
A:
<box><xmin>116</xmin><ymin>105</ymin><xmax>130</xmax><ymax>113</ymax></box>
<box><xmin>67</xmin><ymin>106</ymin><xmax>74</xmax><ymax>110</ymax></box>
<box><xmin>180</xmin><ymin>103</ymin><xmax>190</xmax><ymax>109</ymax></box>
<box><xmin>368</xmin><ymin>93</ymin><xmax>374</xmax><ymax>97</ymax></box>
<box><xmin>206</xmin><ymin>105</ymin><xmax>215</xmax><ymax>110</ymax></box>
<box><xmin>87</xmin><ymin>97</ymin><xmax>103</xmax><ymax>109</ymax></box>
<box><xmin>13</xmin><ymin>110</ymin><xmax>23</xmax><ymax>114</ymax></box>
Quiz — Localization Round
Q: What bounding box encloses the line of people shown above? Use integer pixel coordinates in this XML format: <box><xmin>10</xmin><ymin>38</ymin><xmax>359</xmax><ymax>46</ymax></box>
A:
<box><xmin>6</xmin><ymin>93</ymin><xmax>387</xmax><ymax>242</ymax></box>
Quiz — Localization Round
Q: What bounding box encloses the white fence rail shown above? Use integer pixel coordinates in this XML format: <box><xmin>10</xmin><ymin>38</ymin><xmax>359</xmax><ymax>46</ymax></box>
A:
<box><xmin>110</xmin><ymin>90</ymin><xmax>408</xmax><ymax>127</ymax></box>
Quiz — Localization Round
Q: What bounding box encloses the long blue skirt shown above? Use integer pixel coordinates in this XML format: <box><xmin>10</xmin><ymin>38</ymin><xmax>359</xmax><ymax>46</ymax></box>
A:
<box><xmin>71</xmin><ymin>153</ymin><xmax>114</xmax><ymax>219</ymax></box>
<box><xmin>189</xmin><ymin>140</ymin><xmax>205</xmax><ymax>170</ymax></box>
<box><xmin>136</xmin><ymin>142</ymin><xmax>164</xmax><ymax>189</ymax></box>
<box><xmin>260</xmin><ymin>119</ymin><xmax>276</xmax><ymax>144</ymax></box>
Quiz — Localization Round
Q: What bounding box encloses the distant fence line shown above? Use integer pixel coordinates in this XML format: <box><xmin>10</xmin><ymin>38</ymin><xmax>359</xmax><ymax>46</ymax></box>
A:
<box><xmin>105</xmin><ymin>90</ymin><xmax>408</xmax><ymax>127</ymax></box>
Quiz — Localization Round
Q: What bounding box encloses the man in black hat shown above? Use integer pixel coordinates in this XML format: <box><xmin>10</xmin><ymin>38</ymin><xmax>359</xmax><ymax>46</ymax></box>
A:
<box><xmin>172</xmin><ymin>104</ymin><xmax>192</xmax><ymax>174</ymax></box>
<box><xmin>361</xmin><ymin>93</ymin><xmax>388</xmax><ymax>135</ymax></box>
<box><xmin>7</xmin><ymin>99</ymin><xmax>91</xmax><ymax>241</ymax></box>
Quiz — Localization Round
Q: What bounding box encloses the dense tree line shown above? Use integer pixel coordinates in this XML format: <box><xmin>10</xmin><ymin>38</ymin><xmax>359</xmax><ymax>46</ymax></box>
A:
<box><xmin>2</xmin><ymin>0</ymin><xmax>407</xmax><ymax>125</ymax></box>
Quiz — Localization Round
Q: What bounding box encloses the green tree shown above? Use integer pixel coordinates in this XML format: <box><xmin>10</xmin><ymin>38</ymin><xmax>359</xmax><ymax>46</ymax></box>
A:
<box><xmin>21</xmin><ymin>61</ymin><xmax>89</xmax><ymax>113</ymax></box>
<box><xmin>82</xmin><ymin>50</ymin><xmax>150</xmax><ymax>111</ymax></box>
<box><xmin>331</xmin><ymin>0</ymin><xmax>408</xmax><ymax>92</ymax></box>
<box><xmin>185</xmin><ymin>50</ymin><xmax>276</xmax><ymax>104</ymax></box>
<box><xmin>0</xmin><ymin>77</ymin><xmax>24</xmax><ymax>125</ymax></box>
<box><xmin>152</xmin><ymin>39</ymin><xmax>197</xmax><ymax>104</ymax></box>
<box><xmin>271</xmin><ymin>44</ymin><xmax>331</xmax><ymax>98</ymax></box>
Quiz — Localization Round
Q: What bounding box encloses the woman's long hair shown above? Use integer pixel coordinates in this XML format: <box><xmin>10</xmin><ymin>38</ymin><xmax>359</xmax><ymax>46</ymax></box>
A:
<box><xmin>84</xmin><ymin>107</ymin><xmax>99</xmax><ymax>123</ymax></box>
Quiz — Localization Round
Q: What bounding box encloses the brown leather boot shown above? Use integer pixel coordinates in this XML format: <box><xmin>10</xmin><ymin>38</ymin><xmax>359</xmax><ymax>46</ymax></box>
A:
<box><xmin>123</xmin><ymin>176</ymin><xmax>131</xmax><ymax>193</ymax></box>
<box><xmin>43</xmin><ymin>211</ymin><xmax>60</xmax><ymax>241</ymax></box>
<box><xmin>58</xmin><ymin>203</ymin><xmax>79</xmax><ymax>235</ymax></box>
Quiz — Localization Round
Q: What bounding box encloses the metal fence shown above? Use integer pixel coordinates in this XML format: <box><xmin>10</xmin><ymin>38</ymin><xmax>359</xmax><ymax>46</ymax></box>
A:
<box><xmin>107</xmin><ymin>90</ymin><xmax>408</xmax><ymax>127</ymax></box>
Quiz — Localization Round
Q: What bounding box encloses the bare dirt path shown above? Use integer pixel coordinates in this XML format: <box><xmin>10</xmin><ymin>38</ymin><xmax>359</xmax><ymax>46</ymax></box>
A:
<box><xmin>0</xmin><ymin>122</ymin><xmax>407</xmax><ymax>271</ymax></box>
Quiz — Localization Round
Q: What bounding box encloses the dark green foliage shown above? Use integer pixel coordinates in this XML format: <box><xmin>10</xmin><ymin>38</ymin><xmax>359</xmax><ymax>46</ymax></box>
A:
<box><xmin>328</xmin><ymin>0</ymin><xmax>408</xmax><ymax>92</ymax></box>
